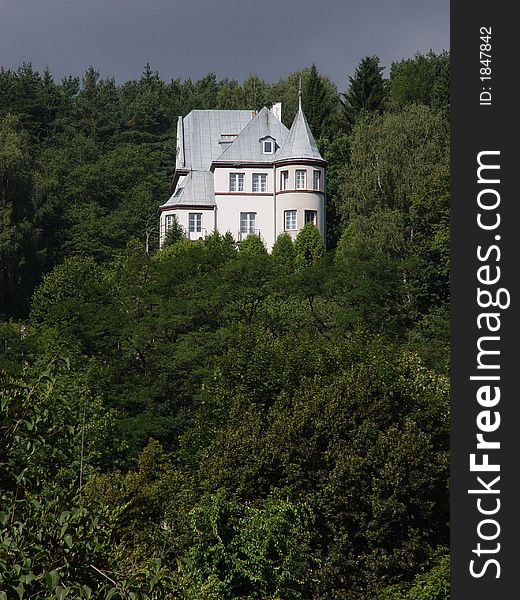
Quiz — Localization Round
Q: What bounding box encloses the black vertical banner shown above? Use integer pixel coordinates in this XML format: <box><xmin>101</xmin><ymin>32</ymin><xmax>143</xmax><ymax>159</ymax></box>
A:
<box><xmin>452</xmin><ymin>1</ymin><xmax>518</xmax><ymax>598</ymax></box>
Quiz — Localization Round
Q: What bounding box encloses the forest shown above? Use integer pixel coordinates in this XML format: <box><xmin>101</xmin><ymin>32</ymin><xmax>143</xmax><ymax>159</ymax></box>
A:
<box><xmin>1</xmin><ymin>52</ymin><xmax>450</xmax><ymax>599</ymax></box>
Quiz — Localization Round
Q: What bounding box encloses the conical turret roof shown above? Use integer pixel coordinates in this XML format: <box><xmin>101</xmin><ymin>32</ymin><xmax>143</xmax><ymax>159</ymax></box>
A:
<box><xmin>274</xmin><ymin>107</ymin><xmax>325</xmax><ymax>164</ymax></box>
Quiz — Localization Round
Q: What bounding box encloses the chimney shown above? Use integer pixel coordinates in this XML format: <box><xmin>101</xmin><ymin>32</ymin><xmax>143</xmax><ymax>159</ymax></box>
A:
<box><xmin>272</xmin><ymin>102</ymin><xmax>282</xmax><ymax>122</ymax></box>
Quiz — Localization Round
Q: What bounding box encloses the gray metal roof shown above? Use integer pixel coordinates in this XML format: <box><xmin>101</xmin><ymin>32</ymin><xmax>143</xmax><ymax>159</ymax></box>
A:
<box><xmin>178</xmin><ymin>110</ymin><xmax>255</xmax><ymax>171</ymax></box>
<box><xmin>161</xmin><ymin>171</ymin><xmax>215</xmax><ymax>208</ymax></box>
<box><xmin>274</xmin><ymin>107</ymin><xmax>325</xmax><ymax>163</ymax></box>
<box><xmin>165</xmin><ymin>106</ymin><xmax>323</xmax><ymax>211</ymax></box>
<box><xmin>214</xmin><ymin>107</ymin><xmax>289</xmax><ymax>164</ymax></box>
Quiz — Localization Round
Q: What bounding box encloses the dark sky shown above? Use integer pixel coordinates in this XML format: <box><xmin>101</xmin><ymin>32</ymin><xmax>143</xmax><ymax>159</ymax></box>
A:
<box><xmin>0</xmin><ymin>0</ymin><xmax>449</xmax><ymax>88</ymax></box>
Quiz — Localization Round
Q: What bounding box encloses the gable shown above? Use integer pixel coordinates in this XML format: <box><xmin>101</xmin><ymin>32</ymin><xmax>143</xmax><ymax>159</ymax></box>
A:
<box><xmin>213</xmin><ymin>107</ymin><xmax>289</xmax><ymax>165</ymax></box>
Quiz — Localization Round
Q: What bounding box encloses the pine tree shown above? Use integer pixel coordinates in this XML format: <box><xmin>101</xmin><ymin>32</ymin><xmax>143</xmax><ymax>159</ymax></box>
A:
<box><xmin>239</xmin><ymin>233</ymin><xmax>267</xmax><ymax>255</ymax></box>
<box><xmin>294</xmin><ymin>224</ymin><xmax>325</xmax><ymax>269</ymax></box>
<box><xmin>342</xmin><ymin>56</ymin><xmax>386</xmax><ymax>128</ymax></box>
<box><xmin>162</xmin><ymin>218</ymin><xmax>185</xmax><ymax>247</ymax></box>
<box><xmin>303</xmin><ymin>64</ymin><xmax>334</xmax><ymax>141</ymax></box>
<box><xmin>272</xmin><ymin>232</ymin><xmax>295</xmax><ymax>270</ymax></box>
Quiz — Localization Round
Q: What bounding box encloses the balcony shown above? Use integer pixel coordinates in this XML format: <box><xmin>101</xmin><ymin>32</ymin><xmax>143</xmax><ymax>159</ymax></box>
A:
<box><xmin>187</xmin><ymin>228</ymin><xmax>207</xmax><ymax>241</ymax></box>
<box><xmin>160</xmin><ymin>224</ymin><xmax>207</xmax><ymax>244</ymax></box>
<box><xmin>238</xmin><ymin>229</ymin><xmax>261</xmax><ymax>242</ymax></box>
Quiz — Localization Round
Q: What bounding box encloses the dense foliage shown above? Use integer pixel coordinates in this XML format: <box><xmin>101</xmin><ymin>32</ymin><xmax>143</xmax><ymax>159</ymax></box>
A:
<box><xmin>1</xmin><ymin>54</ymin><xmax>449</xmax><ymax>598</ymax></box>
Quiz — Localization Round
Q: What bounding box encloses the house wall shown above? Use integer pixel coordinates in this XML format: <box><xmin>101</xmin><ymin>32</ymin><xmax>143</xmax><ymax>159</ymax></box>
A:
<box><xmin>215</xmin><ymin>194</ymin><xmax>275</xmax><ymax>249</ymax></box>
<box><xmin>274</xmin><ymin>165</ymin><xmax>325</xmax><ymax>193</ymax></box>
<box><xmin>214</xmin><ymin>166</ymin><xmax>275</xmax><ymax>248</ymax></box>
<box><xmin>273</xmin><ymin>164</ymin><xmax>326</xmax><ymax>242</ymax></box>
<box><xmin>213</xmin><ymin>166</ymin><xmax>274</xmax><ymax>195</ymax></box>
<box><xmin>213</xmin><ymin>165</ymin><xmax>326</xmax><ymax>250</ymax></box>
<box><xmin>275</xmin><ymin>191</ymin><xmax>325</xmax><ymax>241</ymax></box>
<box><xmin>160</xmin><ymin>208</ymin><xmax>215</xmax><ymax>244</ymax></box>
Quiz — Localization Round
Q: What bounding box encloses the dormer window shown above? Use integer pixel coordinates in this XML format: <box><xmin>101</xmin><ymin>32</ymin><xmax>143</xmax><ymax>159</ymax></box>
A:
<box><xmin>263</xmin><ymin>139</ymin><xmax>274</xmax><ymax>154</ymax></box>
<box><xmin>220</xmin><ymin>133</ymin><xmax>238</xmax><ymax>144</ymax></box>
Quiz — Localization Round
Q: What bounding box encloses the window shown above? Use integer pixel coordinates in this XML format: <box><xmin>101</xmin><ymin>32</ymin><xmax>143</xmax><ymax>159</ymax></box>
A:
<box><xmin>296</xmin><ymin>169</ymin><xmax>306</xmax><ymax>190</ymax></box>
<box><xmin>174</xmin><ymin>187</ymin><xmax>184</xmax><ymax>197</ymax></box>
<box><xmin>313</xmin><ymin>170</ymin><xmax>321</xmax><ymax>191</ymax></box>
<box><xmin>229</xmin><ymin>172</ymin><xmax>245</xmax><ymax>192</ymax></box>
<box><xmin>165</xmin><ymin>214</ymin><xmax>177</xmax><ymax>230</ymax></box>
<box><xmin>252</xmin><ymin>173</ymin><xmax>267</xmax><ymax>193</ymax></box>
<box><xmin>240</xmin><ymin>212</ymin><xmax>257</xmax><ymax>234</ymax></box>
<box><xmin>220</xmin><ymin>134</ymin><xmax>238</xmax><ymax>144</ymax></box>
<box><xmin>188</xmin><ymin>213</ymin><xmax>202</xmax><ymax>233</ymax></box>
<box><xmin>285</xmin><ymin>210</ymin><xmax>297</xmax><ymax>231</ymax></box>
<box><xmin>263</xmin><ymin>139</ymin><xmax>273</xmax><ymax>154</ymax></box>
<box><xmin>305</xmin><ymin>210</ymin><xmax>317</xmax><ymax>226</ymax></box>
<box><xmin>280</xmin><ymin>170</ymin><xmax>289</xmax><ymax>190</ymax></box>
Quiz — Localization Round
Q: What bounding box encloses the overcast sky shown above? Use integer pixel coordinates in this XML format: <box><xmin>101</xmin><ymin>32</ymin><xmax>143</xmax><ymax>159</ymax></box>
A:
<box><xmin>0</xmin><ymin>0</ymin><xmax>449</xmax><ymax>88</ymax></box>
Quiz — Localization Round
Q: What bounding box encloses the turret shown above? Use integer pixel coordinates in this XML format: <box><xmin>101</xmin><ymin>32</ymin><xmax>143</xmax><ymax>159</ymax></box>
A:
<box><xmin>273</xmin><ymin>89</ymin><xmax>326</xmax><ymax>243</ymax></box>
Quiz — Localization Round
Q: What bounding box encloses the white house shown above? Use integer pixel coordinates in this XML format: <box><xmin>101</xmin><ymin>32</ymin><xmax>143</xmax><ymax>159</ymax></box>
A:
<box><xmin>159</xmin><ymin>100</ymin><xmax>326</xmax><ymax>250</ymax></box>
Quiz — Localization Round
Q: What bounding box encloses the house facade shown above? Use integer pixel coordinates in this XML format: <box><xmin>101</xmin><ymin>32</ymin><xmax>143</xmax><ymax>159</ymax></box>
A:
<box><xmin>159</xmin><ymin>101</ymin><xmax>326</xmax><ymax>250</ymax></box>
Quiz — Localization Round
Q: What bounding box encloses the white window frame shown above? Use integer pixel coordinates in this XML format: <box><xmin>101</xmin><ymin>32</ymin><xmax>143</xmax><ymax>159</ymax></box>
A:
<box><xmin>229</xmin><ymin>172</ymin><xmax>245</xmax><ymax>192</ymax></box>
<box><xmin>296</xmin><ymin>169</ymin><xmax>306</xmax><ymax>190</ymax></box>
<box><xmin>280</xmin><ymin>170</ymin><xmax>289</xmax><ymax>191</ymax></box>
<box><xmin>304</xmin><ymin>210</ymin><xmax>317</xmax><ymax>226</ymax></box>
<box><xmin>188</xmin><ymin>212</ymin><xmax>202</xmax><ymax>233</ymax></box>
<box><xmin>252</xmin><ymin>173</ymin><xmax>267</xmax><ymax>193</ymax></box>
<box><xmin>240</xmin><ymin>212</ymin><xmax>257</xmax><ymax>234</ymax></box>
<box><xmin>262</xmin><ymin>139</ymin><xmax>274</xmax><ymax>154</ymax></box>
<box><xmin>313</xmin><ymin>170</ymin><xmax>321</xmax><ymax>191</ymax></box>
<box><xmin>165</xmin><ymin>214</ymin><xmax>177</xmax><ymax>230</ymax></box>
<box><xmin>284</xmin><ymin>210</ymin><xmax>297</xmax><ymax>231</ymax></box>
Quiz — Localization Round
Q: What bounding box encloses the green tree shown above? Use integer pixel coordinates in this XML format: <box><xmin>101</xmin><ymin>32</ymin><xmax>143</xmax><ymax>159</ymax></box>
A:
<box><xmin>376</xmin><ymin>555</ymin><xmax>449</xmax><ymax>600</ymax></box>
<box><xmin>75</xmin><ymin>66</ymin><xmax>120</xmax><ymax>141</ymax></box>
<box><xmin>216</xmin><ymin>79</ymin><xmax>245</xmax><ymax>110</ymax></box>
<box><xmin>334</xmin><ymin>105</ymin><xmax>449</xmax><ymax>340</ymax></box>
<box><xmin>333</xmin><ymin>210</ymin><xmax>410</xmax><ymax>335</ymax></box>
<box><xmin>242</xmin><ymin>74</ymin><xmax>273</xmax><ymax>113</ymax></box>
<box><xmin>271</xmin><ymin>68</ymin><xmax>339</xmax><ymax>129</ymax></box>
<box><xmin>388</xmin><ymin>51</ymin><xmax>450</xmax><ymax>110</ymax></box>
<box><xmin>0</xmin><ymin>363</ymin><xmax>111</xmax><ymax>597</ymax></box>
<box><xmin>184</xmin><ymin>489</ymin><xmax>314</xmax><ymax>599</ymax></box>
<box><xmin>303</xmin><ymin>64</ymin><xmax>338</xmax><ymax>141</ymax></box>
<box><xmin>342</xmin><ymin>56</ymin><xmax>386</xmax><ymax>129</ymax></box>
<box><xmin>0</xmin><ymin>114</ymin><xmax>36</xmax><ymax>318</ymax></box>
<box><xmin>162</xmin><ymin>217</ymin><xmax>185</xmax><ymax>247</ymax></box>
<box><xmin>187</xmin><ymin>334</ymin><xmax>449</xmax><ymax>598</ymax></box>
<box><xmin>121</xmin><ymin>63</ymin><xmax>169</xmax><ymax>137</ymax></box>
<box><xmin>239</xmin><ymin>233</ymin><xmax>268</xmax><ymax>255</ymax></box>
<box><xmin>272</xmin><ymin>232</ymin><xmax>295</xmax><ymax>271</ymax></box>
<box><xmin>30</xmin><ymin>256</ymin><xmax>121</xmax><ymax>359</ymax></box>
<box><xmin>338</xmin><ymin>104</ymin><xmax>449</xmax><ymax>220</ymax></box>
<box><xmin>0</xmin><ymin>364</ymin><xmax>178</xmax><ymax>598</ymax></box>
<box><xmin>85</xmin><ymin>439</ymin><xmax>176</xmax><ymax>571</ymax></box>
<box><xmin>57</xmin><ymin>143</ymin><xmax>168</xmax><ymax>260</ymax></box>
<box><xmin>294</xmin><ymin>224</ymin><xmax>325</xmax><ymax>269</ymax></box>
